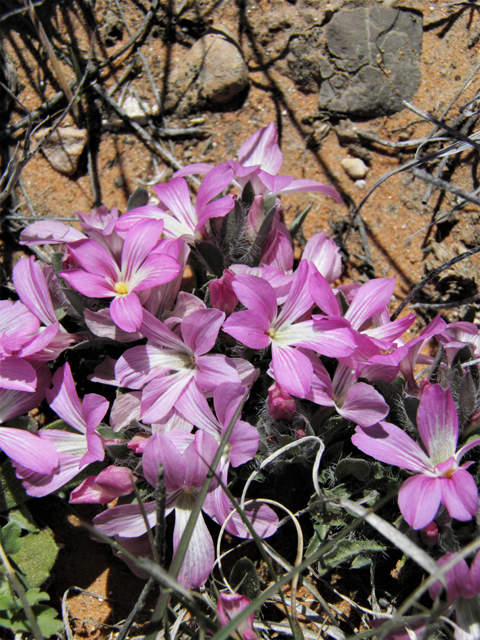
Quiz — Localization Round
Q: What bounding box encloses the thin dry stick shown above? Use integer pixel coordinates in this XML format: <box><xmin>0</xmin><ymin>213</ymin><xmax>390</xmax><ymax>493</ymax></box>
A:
<box><xmin>390</xmin><ymin>242</ymin><xmax>480</xmax><ymax>321</ymax></box>
<box><xmin>412</xmin><ymin>167</ymin><xmax>480</xmax><ymax>206</ymax></box>
<box><xmin>4</xmin><ymin>0</ymin><xmax>160</xmax><ymax>136</ymax></box>
<box><xmin>92</xmin><ymin>82</ymin><xmax>200</xmax><ymax>180</ymax></box>
<box><xmin>113</xmin><ymin>0</ymin><xmax>163</xmax><ymax>119</ymax></box>
<box><xmin>25</xmin><ymin>0</ymin><xmax>79</xmax><ymax>123</ymax></box>
<box><xmin>422</xmin><ymin>111</ymin><xmax>479</xmax><ymax>205</ymax></box>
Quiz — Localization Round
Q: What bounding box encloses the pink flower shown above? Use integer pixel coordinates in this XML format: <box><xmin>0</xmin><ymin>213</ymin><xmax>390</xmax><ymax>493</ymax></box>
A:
<box><xmin>352</xmin><ymin>384</ymin><xmax>480</xmax><ymax>529</ymax></box>
<box><xmin>223</xmin><ymin>261</ymin><xmax>356</xmax><ymax>397</ymax></box>
<box><xmin>59</xmin><ymin>219</ymin><xmax>181</xmax><ymax>332</ymax></box>
<box><xmin>16</xmin><ymin>363</ymin><xmax>108</xmax><ymax>497</ymax></box>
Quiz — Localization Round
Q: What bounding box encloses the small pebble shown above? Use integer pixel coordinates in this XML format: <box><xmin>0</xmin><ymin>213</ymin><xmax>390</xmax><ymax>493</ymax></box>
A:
<box><xmin>355</xmin><ymin>179</ymin><xmax>367</xmax><ymax>189</ymax></box>
<box><xmin>341</xmin><ymin>157</ymin><xmax>368</xmax><ymax>180</ymax></box>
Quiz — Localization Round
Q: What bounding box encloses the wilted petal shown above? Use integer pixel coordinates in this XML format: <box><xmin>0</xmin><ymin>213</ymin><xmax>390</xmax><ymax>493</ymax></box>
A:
<box><xmin>20</xmin><ymin>220</ymin><xmax>86</xmax><ymax>245</ymax></box>
<box><xmin>70</xmin><ymin>466</ymin><xmax>135</xmax><ymax>504</ymax></box>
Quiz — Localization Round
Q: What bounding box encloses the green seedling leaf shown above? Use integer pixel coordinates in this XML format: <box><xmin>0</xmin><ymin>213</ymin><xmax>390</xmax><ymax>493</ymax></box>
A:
<box><xmin>317</xmin><ymin>538</ymin><xmax>386</xmax><ymax>576</ymax></box>
<box><xmin>54</xmin><ymin>307</ymin><xmax>67</xmax><ymax>321</ymax></box>
<box><xmin>0</xmin><ymin>523</ymin><xmax>22</xmax><ymax>557</ymax></box>
<box><xmin>350</xmin><ymin>554</ymin><xmax>372</xmax><ymax>569</ymax></box>
<box><xmin>127</xmin><ymin>186</ymin><xmax>149</xmax><ymax>211</ymax></box>
<box><xmin>305</xmin><ymin>523</ymin><xmax>330</xmax><ymax>556</ymax></box>
<box><xmin>195</xmin><ymin>241</ymin><xmax>225</xmax><ymax>277</ymax></box>
<box><xmin>10</xmin><ymin>530</ymin><xmax>58</xmax><ymax>588</ymax></box>
<box><xmin>98</xmin><ymin>426</ymin><xmax>127</xmax><ymax>440</ymax></box>
<box><xmin>335</xmin><ymin>458</ymin><xmax>371</xmax><ymax>481</ymax></box>
<box><xmin>229</xmin><ymin>557</ymin><xmax>260</xmax><ymax>601</ymax></box>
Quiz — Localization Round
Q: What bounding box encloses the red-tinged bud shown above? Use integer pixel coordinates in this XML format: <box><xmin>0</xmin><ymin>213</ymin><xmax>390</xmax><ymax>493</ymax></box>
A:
<box><xmin>209</xmin><ymin>270</ymin><xmax>238</xmax><ymax>316</ymax></box>
<box><xmin>268</xmin><ymin>382</ymin><xmax>296</xmax><ymax>420</ymax></box>
<box><xmin>420</xmin><ymin>521</ymin><xmax>439</xmax><ymax>547</ymax></box>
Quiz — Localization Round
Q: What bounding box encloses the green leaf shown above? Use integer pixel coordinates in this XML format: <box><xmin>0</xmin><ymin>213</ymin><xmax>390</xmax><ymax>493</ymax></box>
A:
<box><xmin>25</xmin><ymin>587</ymin><xmax>50</xmax><ymax>606</ymax></box>
<box><xmin>5</xmin><ymin>604</ymin><xmax>63</xmax><ymax>637</ymax></box>
<box><xmin>317</xmin><ymin>538</ymin><xmax>386</xmax><ymax>576</ymax></box>
<box><xmin>0</xmin><ymin>578</ymin><xmax>16</xmax><ymax>610</ymax></box>
<box><xmin>288</xmin><ymin>203</ymin><xmax>312</xmax><ymax>239</ymax></box>
<box><xmin>229</xmin><ymin>558</ymin><xmax>260</xmax><ymax>601</ymax></box>
<box><xmin>305</xmin><ymin>523</ymin><xmax>330</xmax><ymax>556</ymax></box>
<box><xmin>9</xmin><ymin>506</ymin><xmax>39</xmax><ymax>533</ymax></box>
<box><xmin>1</xmin><ymin>523</ymin><xmax>22</xmax><ymax>556</ymax></box>
<box><xmin>10</xmin><ymin>530</ymin><xmax>58</xmax><ymax>588</ymax></box>
<box><xmin>335</xmin><ymin>458</ymin><xmax>371</xmax><ymax>481</ymax></box>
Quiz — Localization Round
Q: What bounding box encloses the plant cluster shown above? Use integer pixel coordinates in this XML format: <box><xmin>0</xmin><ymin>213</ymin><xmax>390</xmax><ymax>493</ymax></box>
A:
<box><xmin>2</xmin><ymin>123</ymin><xmax>480</xmax><ymax>639</ymax></box>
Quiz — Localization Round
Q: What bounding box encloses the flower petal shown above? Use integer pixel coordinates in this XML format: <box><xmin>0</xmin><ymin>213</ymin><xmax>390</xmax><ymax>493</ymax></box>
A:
<box><xmin>398</xmin><ymin>475</ymin><xmax>441</xmax><ymax>530</ymax></box>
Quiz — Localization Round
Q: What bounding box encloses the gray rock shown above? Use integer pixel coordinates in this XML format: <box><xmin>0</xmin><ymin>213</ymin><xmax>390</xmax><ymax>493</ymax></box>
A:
<box><xmin>165</xmin><ymin>25</ymin><xmax>249</xmax><ymax>114</ymax></box>
<box><xmin>319</xmin><ymin>7</ymin><xmax>423</xmax><ymax>117</ymax></box>
<box><xmin>35</xmin><ymin>126</ymin><xmax>88</xmax><ymax>176</ymax></box>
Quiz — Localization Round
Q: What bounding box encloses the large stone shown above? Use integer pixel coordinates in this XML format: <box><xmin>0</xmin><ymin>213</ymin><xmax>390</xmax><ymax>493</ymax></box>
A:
<box><xmin>35</xmin><ymin>126</ymin><xmax>88</xmax><ymax>176</ymax></box>
<box><xmin>165</xmin><ymin>25</ymin><xmax>249</xmax><ymax>114</ymax></box>
<box><xmin>318</xmin><ymin>7</ymin><xmax>423</xmax><ymax>117</ymax></box>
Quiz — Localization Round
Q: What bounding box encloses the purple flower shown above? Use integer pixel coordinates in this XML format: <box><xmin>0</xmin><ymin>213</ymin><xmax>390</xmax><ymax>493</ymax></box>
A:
<box><xmin>352</xmin><ymin>384</ymin><xmax>480</xmax><ymax>529</ymax></box>
<box><xmin>16</xmin><ymin>363</ymin><xmax>108</xmax><ymax>497</ymax></box>
<box><xmin>223</xmin><ymin>261</ymin><xmax>356</xmax><ymax>397</ymax></box>
<box><xmin>115</xmin><ymin>307</ymin><xmax>240</xmax><ymax>422</ymax></box>
<box><xmin>114</xmin><ymin>165</ymin><xmax>235</xmax><ymax>242</ymax></box>
<box><xmin>59</xmin><ymin>219</ymin><xmax>181</xmax><ymax>332</ymax></box>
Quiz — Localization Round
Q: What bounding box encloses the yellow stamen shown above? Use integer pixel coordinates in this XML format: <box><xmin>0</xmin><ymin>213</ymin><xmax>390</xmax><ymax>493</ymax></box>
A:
<box><xmin>114</xmin><ymin>282</ymin><xmax>129</xmax><ymax>295</ymax></box>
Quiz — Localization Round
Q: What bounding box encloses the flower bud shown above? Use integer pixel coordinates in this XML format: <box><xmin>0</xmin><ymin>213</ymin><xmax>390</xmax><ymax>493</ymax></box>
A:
<box><xmin>268</xmin><ymin>382</ymin><xmax>296</xmax><ymax>420</ymax></box>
